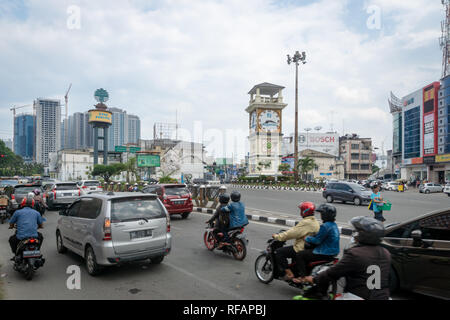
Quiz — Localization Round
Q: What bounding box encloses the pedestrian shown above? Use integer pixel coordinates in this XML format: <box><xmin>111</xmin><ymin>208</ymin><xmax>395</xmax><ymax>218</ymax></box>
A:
<box><xmin>370</xmin><ymin>184</ymin><xmax>386</xmax><ymax>223</ymax></box>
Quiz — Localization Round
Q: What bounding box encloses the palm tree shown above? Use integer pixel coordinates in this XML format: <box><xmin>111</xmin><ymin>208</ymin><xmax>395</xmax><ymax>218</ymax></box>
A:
<box><xmin>297</xmin><ymin>156</ymin><xmax>316</xmax><ymax>181</ymax></box>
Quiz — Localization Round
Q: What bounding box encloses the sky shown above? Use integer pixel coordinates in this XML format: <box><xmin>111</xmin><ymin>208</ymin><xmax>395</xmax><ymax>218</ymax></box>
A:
<box><xmin>0</xmin><ymin>0</ymin><xmax>445</xmax><ymax>161</ymax></box>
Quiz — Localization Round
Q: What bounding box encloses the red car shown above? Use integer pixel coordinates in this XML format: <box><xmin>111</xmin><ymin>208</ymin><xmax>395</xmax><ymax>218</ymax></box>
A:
<box><xmin>142</xmin><ymin>184</ymin><xmax>193</xmax><ymax>219</ymax></box>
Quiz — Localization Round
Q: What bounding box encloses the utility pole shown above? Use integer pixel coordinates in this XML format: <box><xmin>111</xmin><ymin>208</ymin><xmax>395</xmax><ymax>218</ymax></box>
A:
<box><xmin>287</xmin><ymin>51</ymin><xmax>307</xmax><ymax>182</ymax></box>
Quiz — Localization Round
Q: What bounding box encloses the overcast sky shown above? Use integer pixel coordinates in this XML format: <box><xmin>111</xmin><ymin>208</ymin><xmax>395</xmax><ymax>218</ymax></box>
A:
<box><xmin>0</xmin><ymin>0</ymin><xmax>444</xmax><ymax>160</ymax></box>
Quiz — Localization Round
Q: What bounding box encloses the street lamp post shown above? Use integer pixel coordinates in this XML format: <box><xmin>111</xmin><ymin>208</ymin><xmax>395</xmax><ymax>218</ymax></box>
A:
<box><xmin>287</xmin><ymin>51</ymin><xmax>307</xmax><ymax>183</ymax></box>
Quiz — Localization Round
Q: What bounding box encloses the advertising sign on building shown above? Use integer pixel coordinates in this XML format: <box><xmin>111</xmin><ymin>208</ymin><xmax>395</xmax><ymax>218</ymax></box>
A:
<box><xmin>422</xmin><ymin>83</ymin><xmax>440</xmax><ymax>157</ymax></box>
<box><xmin>298</xmin><ymin>132</ymin><xmax>339</xmax><ymax>157</ymax></box>
<box><xmin>281</xmin><ymin>156</ymin><xmax>295</xmax><ymax>172</ymax></box>
<box><xmin>137</xmin><ymin>154</ymin><xmax>160</xmax><ymax>167</ymax></box>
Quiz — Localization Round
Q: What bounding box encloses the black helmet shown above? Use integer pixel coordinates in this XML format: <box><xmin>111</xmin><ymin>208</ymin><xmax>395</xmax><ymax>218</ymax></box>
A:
<box><xmin>219</xmin><ymin>193</ymin><xmax>230</xmax><ymax>204</ymax></box>
<box><xmin>316</xmin><ymin>204</ymin><xmax>336</xmax><ymax>222</ymax></box>
<box><xmin>350</xmin><ymin>216</ymin><xmax>385</xmax><ymax>245</ymax></box>
<box><xmin>230</xmin><ymin>191</ymin><xmax>241</xmax><ymax>202</ymax></box>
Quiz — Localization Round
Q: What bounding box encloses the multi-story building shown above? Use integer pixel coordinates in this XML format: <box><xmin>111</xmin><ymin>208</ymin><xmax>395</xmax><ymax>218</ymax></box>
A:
<box><xmin>34</xmin><ymin>98</ymin><xmax>61</xmax><ymax>168</ymax></box>
<box><xmin>108</xmin><ymin>108</ymin><xmax>141</xmax><ymax>151</ymax></box>
<box><xmin>339</xmin><ymin>134</ymin><xmax>373</xmax><ymax>180</ymax></box>
<box><xmin>13</xmin><ymin>114</ymin><xmax>35</xmax><ymax>162</ymax></box>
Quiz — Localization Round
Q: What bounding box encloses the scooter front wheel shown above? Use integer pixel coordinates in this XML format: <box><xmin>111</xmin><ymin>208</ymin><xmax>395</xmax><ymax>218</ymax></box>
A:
<box><xmin>255</xmin><ymin>254</ymin><xmax>274</xmax><ymax>284</ymax></box>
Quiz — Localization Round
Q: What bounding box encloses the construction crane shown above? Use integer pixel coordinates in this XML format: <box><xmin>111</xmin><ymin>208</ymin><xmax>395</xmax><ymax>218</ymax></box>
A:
<box><xmin>64</xmin><ymin>83</ymin><xmax>72</xmax><ymax>149</ymax></box>
<box><xmin>10</xmin><ymin>104</ymin><xmax>33</xmax><ymax>152</ymax></box>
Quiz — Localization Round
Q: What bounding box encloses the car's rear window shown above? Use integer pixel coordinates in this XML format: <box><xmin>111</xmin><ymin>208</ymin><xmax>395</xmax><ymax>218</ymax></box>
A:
<box><xmin>56</xmin><ymin>183</ymin><xmax>78</xmax><ymax>190</ymax></box>
<box><xmin>110</xmin><ymin>197</ymin><xmax>166</xmax><ymax>222</ymax></box>
<box><xmin>14</xmin><ymin>186</ymin><xmax>38</xmax><ymax>194</ymax></box>
<box><xmin>84</xmin><ymin>181</ymin><xmax>100</xmax><ymax>186</ymax></box>
<box><xmin>164</xmin><ymin>186</ymin><xmax>189</xmax><ymax>196</ymax></box>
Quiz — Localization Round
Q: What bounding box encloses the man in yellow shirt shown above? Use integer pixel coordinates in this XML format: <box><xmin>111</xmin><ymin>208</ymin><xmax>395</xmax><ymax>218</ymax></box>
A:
<box><xmin>272</xmin><ymin>202</ymin><xmax>320</xmax><ymax>280</ymax></box>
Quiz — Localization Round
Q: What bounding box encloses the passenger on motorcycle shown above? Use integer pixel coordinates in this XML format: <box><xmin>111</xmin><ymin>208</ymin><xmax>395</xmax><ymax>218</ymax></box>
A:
<box><xmin>301</xmin><ymin>216</ymin><xmax>391</xmax><ymax>300</ymax></box>
<box><xmin>206</xmin><ymin>193</ymin><xmax>231</xmax><ymax>248</ymax></box>
<box><xmin>220</xmin><ymin>191</ymin><xmax>249</xmax><ymax>243</ymax></box>
<box><xmin>293</xmin><ymin>204</ymin><xmax>340</xmax><ymax>283</ymax></box>
<box><xmin>271</xmin><ymin>202</ymin><xmax>320</xmax><ymax>280</ymax></box>
<box><xmin>32</xmin><ymin>188</ymin><xmax>47</xmax><ymax>213</ymax></box>
<box><xmin>8</xmin><ymin>196</ymin><xmax>46</xmax><ymax>256</ymax></box>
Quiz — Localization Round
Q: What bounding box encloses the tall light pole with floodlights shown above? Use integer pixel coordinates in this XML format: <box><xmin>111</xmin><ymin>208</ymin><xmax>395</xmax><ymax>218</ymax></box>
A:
<box><xmin>287</xmin><ymin>51</ymin><xmax>306</xmax><ymax>182</ymax></box>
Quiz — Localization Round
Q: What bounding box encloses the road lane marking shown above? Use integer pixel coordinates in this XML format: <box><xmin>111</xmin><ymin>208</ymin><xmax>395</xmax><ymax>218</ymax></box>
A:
<box><xmin>164</xmin><ymin>262</ymin><xmax>246</xmax><ymax>299</ymax></box>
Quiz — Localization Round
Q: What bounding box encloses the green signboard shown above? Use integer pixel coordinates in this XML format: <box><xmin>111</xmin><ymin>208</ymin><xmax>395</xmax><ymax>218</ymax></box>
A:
<box><xmin>137</xmin><ymin>154</ymin><xmax>160</xmax><ymax>167</ymax></box>
<box><xmin>115</xmin><ymin>146</ymin><xmax>127</xmax><ymax>152</ymax></box>
<box><xmin>129</xmin><ymin>147</ymin><xmax>141</xmax><ymax>153</ymax></box>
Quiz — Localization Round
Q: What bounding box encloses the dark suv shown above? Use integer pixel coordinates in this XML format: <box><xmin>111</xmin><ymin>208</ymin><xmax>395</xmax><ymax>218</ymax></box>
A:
<box><xmin>142</xmin><ymin>184</ymin><xmax>193</xmax><ymax>219</ymax></box>
<box><xmin>382</xmin><ymin>209</ymin><xmax>450</xmax><ymax>299</ymax></box>
<box><xmin>322</xmin><ymin>182</ymin><xmax>372</xmax><ymax>206</ymax></box>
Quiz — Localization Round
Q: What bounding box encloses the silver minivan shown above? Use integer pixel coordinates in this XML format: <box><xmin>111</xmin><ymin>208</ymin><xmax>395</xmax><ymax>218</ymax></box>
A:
<box><xmin>419</xmin><ymin>183</ymin><xmax>444</xmax><ymax>194</ymax></box>
<box><xmin>56</xmin><ymin>192</ymin><xmax>172</xmax><ymax>275</ymax></box>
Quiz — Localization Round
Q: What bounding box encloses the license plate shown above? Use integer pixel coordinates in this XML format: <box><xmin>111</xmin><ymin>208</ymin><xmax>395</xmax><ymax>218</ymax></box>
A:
<box><xmin>90</xmin><ymin>187</ymin><xmax>96</xmax><ymax>190</ymax></box>
<box><xmin>130</xmin><ymin>229</ymin><xmax>152</xmax><ymax>240</ymax></box>
<box><xmin>23</xmin><ymin>250</ymin><xmax>41</xmax><ymax>258</ymax></box>
<box><xmin>172</xmin><ymin>200</ymin><xmax>185</xmax><ymax>205</ymax></box>
<box><xmin>63</xmin><ymin>193</ymin><xmax>72</xmax><ymax>197</ymax></box>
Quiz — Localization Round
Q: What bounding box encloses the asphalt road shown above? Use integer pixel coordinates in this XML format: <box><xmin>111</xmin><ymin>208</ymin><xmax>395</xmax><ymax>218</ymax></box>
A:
<box><xmin>0</xmin><ymin>207</ymin><xmax>438</xmax><ymax>300</ymax></box>
<box><xmin>232</xmin><ymin>187</ymin><xmax>450</xmax><ymax>226</ymax></box>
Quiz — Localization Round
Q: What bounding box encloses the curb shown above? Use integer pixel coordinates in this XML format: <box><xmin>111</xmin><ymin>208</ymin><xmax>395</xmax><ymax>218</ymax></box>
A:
<box><xmin>193</xmin><ymin>207</ymin><xmax>353</xmax><ymax>236</ymax></box>
<box><xmin>226</xmin><ymin>184</ymin><xmax>324</xmax><ymax>193</ymax></box>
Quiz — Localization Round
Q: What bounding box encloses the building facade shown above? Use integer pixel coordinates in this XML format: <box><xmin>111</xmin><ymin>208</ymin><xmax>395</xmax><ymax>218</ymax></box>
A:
<box><xmin>14</xmin><ymin>114</ymin><xmax>35</xmax><ymax>162</ymax></box>
<box><xmin>35</xmin><ymin>98</ymin><xmax>61</xmax><ymax>168</ymax></box>
<box><xmin>300</xmin><ymin>149</ymin><xmax>345</xmax><ymax>180</ymax></box>
<box><xmin>108</xmin><ymin>108</ymin><xmax>141</xmax><ymax>151</ymax></box>
<box><xmin>339</xmin><ymin>134</ymin><xmax>373</xmax><ymax>180</ymax></box>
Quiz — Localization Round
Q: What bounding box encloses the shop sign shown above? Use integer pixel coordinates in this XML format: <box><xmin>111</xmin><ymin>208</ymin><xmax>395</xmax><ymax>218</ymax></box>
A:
<box><xmin>436</xmin><ymin>153</ymin><xmax>450</xmax><ymax>163</ymax></box>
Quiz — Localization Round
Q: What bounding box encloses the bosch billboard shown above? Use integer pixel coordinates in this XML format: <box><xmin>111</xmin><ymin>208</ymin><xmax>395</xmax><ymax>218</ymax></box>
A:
<box><xmin>298</xmin><ymin>132</ymin><xmax>339</xmax><ymax>157</ymax></box>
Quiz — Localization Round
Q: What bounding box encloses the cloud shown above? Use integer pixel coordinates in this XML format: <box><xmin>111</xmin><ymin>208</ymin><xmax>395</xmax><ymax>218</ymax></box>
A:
<box><xmin>0</xmin><ymin>0</ymin><xmax>445</xmax><ymax>158</ymax></box>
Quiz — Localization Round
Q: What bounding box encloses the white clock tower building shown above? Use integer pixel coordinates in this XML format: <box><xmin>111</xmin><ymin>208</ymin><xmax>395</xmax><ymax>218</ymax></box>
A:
<box><xmin>246</xmin><ymin>83</ymin><xmax>287</xmax><ymax>176</ymax></box>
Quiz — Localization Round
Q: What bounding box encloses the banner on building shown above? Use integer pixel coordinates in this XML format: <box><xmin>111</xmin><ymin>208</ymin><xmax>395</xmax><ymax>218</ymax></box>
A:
<box><xmin>436</xmin><ymin>154</ymin><xmax>450</xmax><ymax>163</ymax></box>
<box><xmin>298</xmin><ymin>132</ymin><xmax>339</xmax><ymax>157</ymax></box>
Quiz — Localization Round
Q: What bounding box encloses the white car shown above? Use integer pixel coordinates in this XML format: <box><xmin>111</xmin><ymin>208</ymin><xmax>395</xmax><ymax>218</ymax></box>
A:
<box><xmin>77</xmin><ymin>180</ymin><xmax>103</xmax><ymax>194</ymax></box>
<box><xmin>444</xmin><ymin>184</ymin><xmax>450</xmax><ymax>197</ymax></box>
<box><xmin>385</xmin><ymin>181</ymin><xmax>399</xmax><ymax>191</ymax></box>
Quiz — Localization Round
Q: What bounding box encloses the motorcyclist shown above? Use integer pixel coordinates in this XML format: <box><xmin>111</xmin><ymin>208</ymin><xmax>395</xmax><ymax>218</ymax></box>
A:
<box><xmin>292</xmin><ymin>204</ymin><xmax>340</xmax><ymax>283</ymax></box>
<box><xmin>301</xmin><ymin>216</ymin><xmax>391</xmax><ymax>300</ymax></box>
<box><xmin>220</xmin><ymin>191</ymin><xmax>249</xmax><ymax>244</ymax></box>
<box><xmin>8</xmin><ymin>195</ymin><xmax>46</xmax><ymax>257</ymax></box>
<box><xmin>206</xmin><ymin>193</ymin><xmax>231</xmax><ymax>248</ymax></box>
<box><xmin>32</xmin><ymin>188</ymin><xmax>47</xmax><ymax>214</ymax></box>
<box><xmin>271</xmin><ymin>202</ymin><xmax>320</xmax><ymax>280</ymax></box>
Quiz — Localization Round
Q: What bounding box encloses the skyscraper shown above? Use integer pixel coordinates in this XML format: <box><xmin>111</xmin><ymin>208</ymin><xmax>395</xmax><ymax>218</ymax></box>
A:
<box><xmin>14</xmin><ymin>114</ymin><xmax>35</xmax><ymax>162</ymax></box>
<box><xmin>107</xmin><ymin>107</ymin><xmax>141</xmax><ymax>151</ymax></box>
<box><xmin>35</xmin><ymin>98</ymin><xmax>61</xmax><ymax>166</ymax></box>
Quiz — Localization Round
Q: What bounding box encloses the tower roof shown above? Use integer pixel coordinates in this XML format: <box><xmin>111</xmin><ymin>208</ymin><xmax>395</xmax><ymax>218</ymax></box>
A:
<box><xmin>248</xmin><ymin>82</ymin><xmax>285</xmax><ymax>95</ymax></box>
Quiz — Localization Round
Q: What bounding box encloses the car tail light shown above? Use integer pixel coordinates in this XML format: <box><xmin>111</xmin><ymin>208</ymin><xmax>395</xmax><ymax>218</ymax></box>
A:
<box><xmin>29</xmin><ymin>239</ymin><xmax>36</xmax><ymax>243</ymax></box>
<box><xmin>11</xmin><ymin>194</ymin><xmax>15</xmax><ymax>200</ymax></box>
<box><xmin>163</xmin><ymin>195</ymin><xmax>168</xmax><ymax>204</ymax></box>
<box><xmin>98</xmin><ymin>185</ymin><xmax>103</xmax><ymax>189</ymax></box>
<box><xmin>53</xmin><ymin>190</ymin><xmax>56</xmax><ymax>199</ymax></box>
<box><xmin>82</xmin><ymin>186</ymin><xmax>87</xmax><ymax>189</ymax></box>
<box><xmin>103</xmin><ymin>218</ymin><xmax>112</xmax><ymax>241</ymax></box>
<box><xmin>323</xmin><ymin>188</ymin><xmax>326</xmax><ymax>191</ymax></box>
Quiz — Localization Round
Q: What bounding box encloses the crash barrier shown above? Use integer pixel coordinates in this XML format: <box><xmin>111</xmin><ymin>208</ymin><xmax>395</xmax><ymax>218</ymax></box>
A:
<box><xmin>228</xmin><ymin>183</ymin><xmax>325</xmax><ymax>192</ymax></box>
<box><xmin>100</xmin><ymin>182</ymin><xmax>154</xmax><ymax>192</ymax></box>
<box><xmin>187</xmin><ymin>184</ymin><xmax>227</xmax><ymax>209</ymax></box>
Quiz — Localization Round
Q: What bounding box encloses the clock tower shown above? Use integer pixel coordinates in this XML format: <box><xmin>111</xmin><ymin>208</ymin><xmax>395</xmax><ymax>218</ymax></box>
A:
<box><xmin>246</xmin><ymin>83</ymin><xmax>287</xmax><ymax>176</ymax></box>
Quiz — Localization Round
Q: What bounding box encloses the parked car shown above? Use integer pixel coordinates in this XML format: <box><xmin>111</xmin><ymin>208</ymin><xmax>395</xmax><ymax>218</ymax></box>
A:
<box><xmin>384</xmin><ymin>181</ymin><xmax>400</xmax><ymax>191</ymax></box>
<box><xmin>77</xmin><ymin>180</ymin><xmax>102</xmax><ymax>194</ymax></box>
<box><xmin>322</xmin><ymin>182</ymin><xmax>372</xmax><ymax>206</ymax></box>
<box><xmin>419</xmin><ymin>183</ymin><xmax>444</xmax><ymax>194</ymax></box>
<box><xmin>10</xmin><ymin>183</ymin><xmax>44</xmax><ymax>211</ymax></box>
<box><xmin>56</xmin><ymin>192</ymin><xmax>171</xmax><ymax>275</ymax></box>
<box><xmin>44</xmin><ymin>181</ymin><xmax>81</xmax><ymax>210</ymax></box>
<box><xmin>444</xmin><ymin>184</ymin><xmax>450</xmax><ymax>197</ymax></box>
<box><xmin>382</xmin><ymin>208</ymin><xmax>450</xmax><ymax>299</ymax></box>
<box><xmin>142</xmin><ymin>184</ymin><xmax>193</xmax><ymax>219</ymax></box>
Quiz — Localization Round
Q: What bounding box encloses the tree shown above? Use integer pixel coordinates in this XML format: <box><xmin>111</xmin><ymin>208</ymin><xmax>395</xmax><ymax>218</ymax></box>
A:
<box><xmin>256</xmin><ymin>161</ymin><xmax>271</xmax><ymax>176</ymax></box>
<box><xmin>372</xmin><ymin>164</ymin><xmax>380</xmax><ymax>174</ymax></box>
<box><xmin>124</xmin><ymin>157</ymin><xmax>138</xmax><ymax>183</ymax></box>
<box><xmin>278</xmin><ymin>163</ymin><xmax>291</xmax><ymax>175</ymax></box>
<box><xmin>297</xmin><ymin>156</ymin><xmax>316</xmax><ymax>181</ymax></box>
<box><xmin>91</xmin><ymin>163</ymin><xmax>126</xmax><ymax>183</ymax></box>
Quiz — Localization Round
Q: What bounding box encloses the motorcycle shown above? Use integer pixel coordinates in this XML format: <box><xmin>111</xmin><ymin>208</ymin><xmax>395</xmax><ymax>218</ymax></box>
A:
<box><xmin>10</xmin><ymin>225</ymin><xmax>45</xmax><ymax>280</ymax></box>
<box><xmin>203</xmin><ymin>222</ymin><xmax>248</xmax><ymax>261</ymax></box>
<box><xmin>254</xmin><ymin>234</ymin><xmax>339</xmax><ymax>298</ymax></box>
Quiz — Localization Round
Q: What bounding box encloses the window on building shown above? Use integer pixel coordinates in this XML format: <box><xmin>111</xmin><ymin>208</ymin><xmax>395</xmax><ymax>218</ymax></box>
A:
<box><xmin>351</xmin><ymin>144</ymin><xmax>359</xmax><ymax>150</ymax></box>
<box><xmin>360</xmin><ymin>164</ymin><xmax>370</xmax><ymax>170</ymax></box>
<box><xmin>351</xmin><ymin>164</ymin><xmax>359</xmax><ymax>170</ymax></box>
<box><xmin>351</xmin><ymin>154</ymin><xmax>359</xmax><ymax>160</ymax></box>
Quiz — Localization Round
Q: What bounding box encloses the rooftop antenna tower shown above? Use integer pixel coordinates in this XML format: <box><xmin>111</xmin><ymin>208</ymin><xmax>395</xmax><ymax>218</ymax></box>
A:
<box><xmin>440</xmin><ymin>0</ymin><xmax>450</xmax><ymax>78</ymax></box>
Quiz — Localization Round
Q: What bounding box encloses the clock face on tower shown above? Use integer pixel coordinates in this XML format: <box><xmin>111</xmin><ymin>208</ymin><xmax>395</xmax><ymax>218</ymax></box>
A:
<box><xmin>258</xmin><ymin>110</ymin><xmax>280</xmax><ymax>132</ymax></box>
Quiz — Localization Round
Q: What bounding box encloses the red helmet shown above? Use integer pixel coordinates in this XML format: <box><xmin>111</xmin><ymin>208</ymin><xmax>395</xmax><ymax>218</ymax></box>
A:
<box><xmin>298</xmin><ymin>202</ymin><xmax>316</xmax><ymax>217</ymax></box>
<box><xmin>19</xmin><ymin>197</ymin><xmax>35</xmax><ymax>209</ymax></box>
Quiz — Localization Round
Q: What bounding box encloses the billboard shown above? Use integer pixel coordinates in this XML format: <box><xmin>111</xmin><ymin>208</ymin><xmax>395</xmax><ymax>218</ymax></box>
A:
<box><xmin>298</xmin><ymin>132</ymin><xmax>339</xmax><ymax>157</ymax></box>
<box><xmin>281</xmin><ymin>156</ymin><xmax>295</xmax><ymax>172</ymax></box>
<box><xmin>88</xmin><ymin>110</ymin><xmax>112</xmax><ymax>124</ymax></box>
<box><xmin>422</xmin><ymin>82</ymin><xmax>440</xmax><ymax>157</ymax></box>
<box><xmin>137</xmin><ymin>154</ymin><xmax>160</xmax><ymax>167</ymax></box>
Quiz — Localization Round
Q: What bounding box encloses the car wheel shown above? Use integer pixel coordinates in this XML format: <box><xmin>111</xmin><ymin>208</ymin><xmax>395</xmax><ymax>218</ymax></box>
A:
<box><xmin>389</xmin><ymin>265</ymin><xmax>399</xmax><ymax>293</ymax></box>
<box><xmin>326</xmin><ymin>195</ymin><xmax>334</xmax><ymax>203</ymax></box>
<box><xmin>85</xmin><ymin>246</ymin><xmax>102</xmax><ymax>276</ymax></box>
<box><xmin>150</xmin><ymin>255</ymin><xmax>164</xmax><ymax>264</ymax></box>
<box><xmin>425</xmin><ymin>190</ymin><xmax>430</xmax><ymax>194</ymax></box>
<box><xmin>353</xmin><ymin>197</ymin><xmax>361</xmax><ymax>206</ymax></box>
<box><xmin>181</xmin><ymin>212</ymin><xmax>190</xmax><ymax>219</ymax></box>
<box><xmin>448</xmin><ymin>193</ymin><xmax>450</xmax><ymax>197</ymax></box>
<box><xmin>56</xmin><ymin>231</ymin><xmax>67</xmax><ymax>254</ymax></box>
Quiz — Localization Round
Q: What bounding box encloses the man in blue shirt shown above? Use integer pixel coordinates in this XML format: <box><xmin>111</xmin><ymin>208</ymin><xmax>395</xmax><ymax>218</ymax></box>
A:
<box><xmin>220</xmin><ymin>191</ymin><xmax>249</xmax><ymax>245</ymax></box>
<box><xmin>8</xmin><ymin>197</ymin><xmax>45</xmax><ymax>255</ymax></box>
